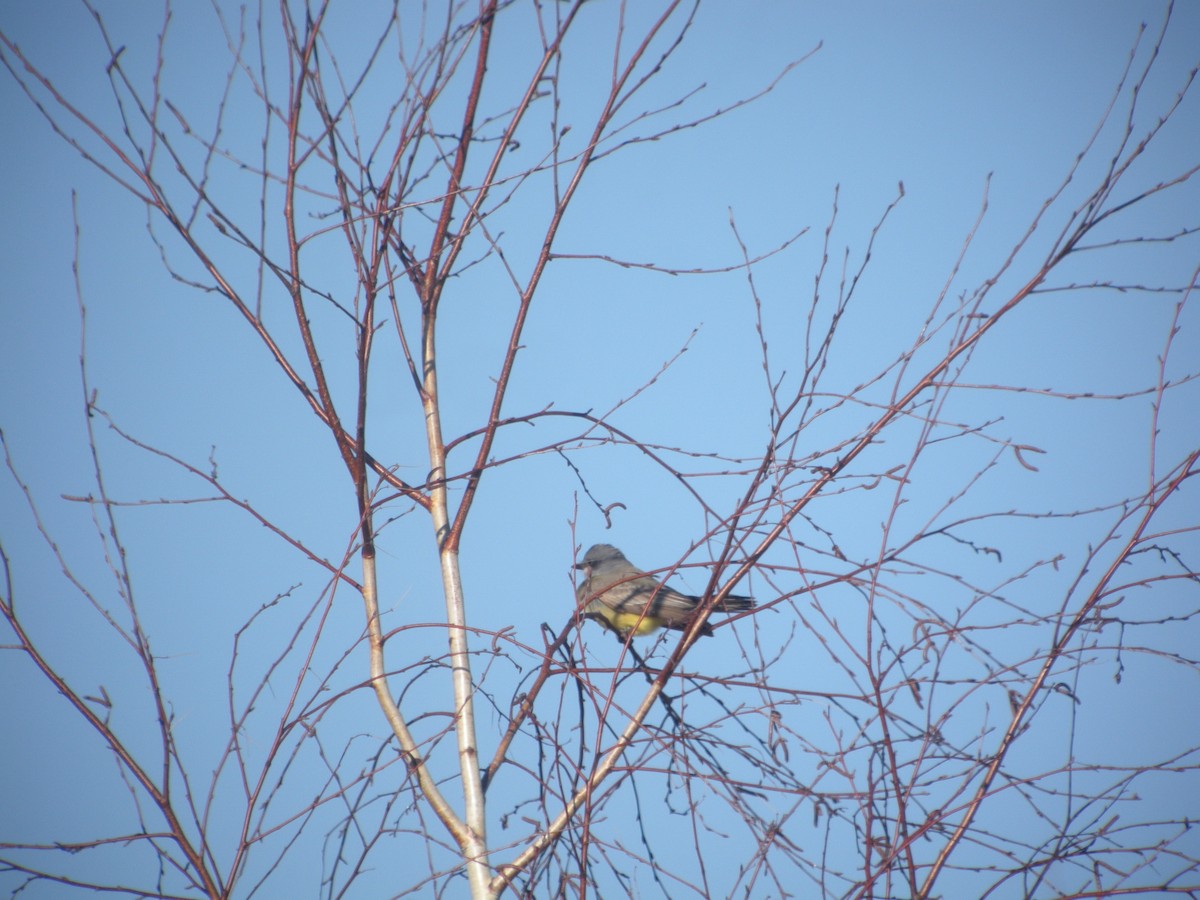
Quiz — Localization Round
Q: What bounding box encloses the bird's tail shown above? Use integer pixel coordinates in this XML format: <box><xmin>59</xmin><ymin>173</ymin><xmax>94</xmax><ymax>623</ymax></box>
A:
<box><xmin>715</xmin><ymin>594</ymin><xmax>754</xmax><ymax>611</ymax></box>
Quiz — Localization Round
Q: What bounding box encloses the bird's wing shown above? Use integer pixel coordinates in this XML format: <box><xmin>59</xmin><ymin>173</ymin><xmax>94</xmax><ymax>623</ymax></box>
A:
<box><xmin>643</xmin><ymin>584</ymin><xmax>703</xmax><ymax>615</ymax></box>
<box><xmin>596</xmin><ymin>578</ymin><xmax>698</xmax><ymax>616</ymax></box>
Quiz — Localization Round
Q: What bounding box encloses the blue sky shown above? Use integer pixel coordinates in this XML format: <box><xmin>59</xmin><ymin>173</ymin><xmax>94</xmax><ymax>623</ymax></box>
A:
<box><xmin>2</xmin><ymin>2</ymin><xmax>1198</xmax><ymax>897</ymax></box>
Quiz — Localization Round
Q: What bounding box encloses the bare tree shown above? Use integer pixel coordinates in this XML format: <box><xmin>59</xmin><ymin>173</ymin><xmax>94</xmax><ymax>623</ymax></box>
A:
<box><xmin>2</xmin><ymin>2</ymin><xmax>1198</xmax><ymax>898</ymax></box>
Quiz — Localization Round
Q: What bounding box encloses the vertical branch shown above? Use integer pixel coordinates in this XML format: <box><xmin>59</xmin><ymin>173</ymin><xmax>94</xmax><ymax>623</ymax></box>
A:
<box><xmin>279</xmin><ymin>3</ymin><xmax>356</xmax><ymax>477</ymax></box>
<box><xmin>417</xmin><ymin>6</ymin><xmax>501</xmax><ymax>894</ymax></box>
<box><xmin>274</xmin><ymin>2</ymin><xmax>488</xmax><ymax>887</ymax></box>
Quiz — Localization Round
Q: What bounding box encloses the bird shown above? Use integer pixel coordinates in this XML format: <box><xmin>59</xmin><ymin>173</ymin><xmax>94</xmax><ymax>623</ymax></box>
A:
<box><xmin>575</xmin><ymin>543</ymin><xmax>754</xmax><ymax>639</ymax></box>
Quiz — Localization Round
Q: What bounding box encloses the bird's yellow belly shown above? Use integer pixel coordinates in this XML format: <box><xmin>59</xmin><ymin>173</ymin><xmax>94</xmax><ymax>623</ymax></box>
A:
<box><xmin>606</xmin><ymin>610</ymin><xmax>662</xmax><ymax>636</ymax></box>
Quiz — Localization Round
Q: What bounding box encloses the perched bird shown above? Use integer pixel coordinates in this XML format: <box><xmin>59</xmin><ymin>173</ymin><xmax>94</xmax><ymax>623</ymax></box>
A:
<box><xmin>575</xmin><ymin>543</ymin><xmax>754</xmax><ymax>639</ymax></box>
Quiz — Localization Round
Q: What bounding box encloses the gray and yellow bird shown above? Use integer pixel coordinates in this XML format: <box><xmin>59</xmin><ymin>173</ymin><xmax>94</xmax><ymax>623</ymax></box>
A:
<box><xmin>575</xmin><ymin>543</ymin><xmax>754</xmax><ymax>639</ymax></box>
